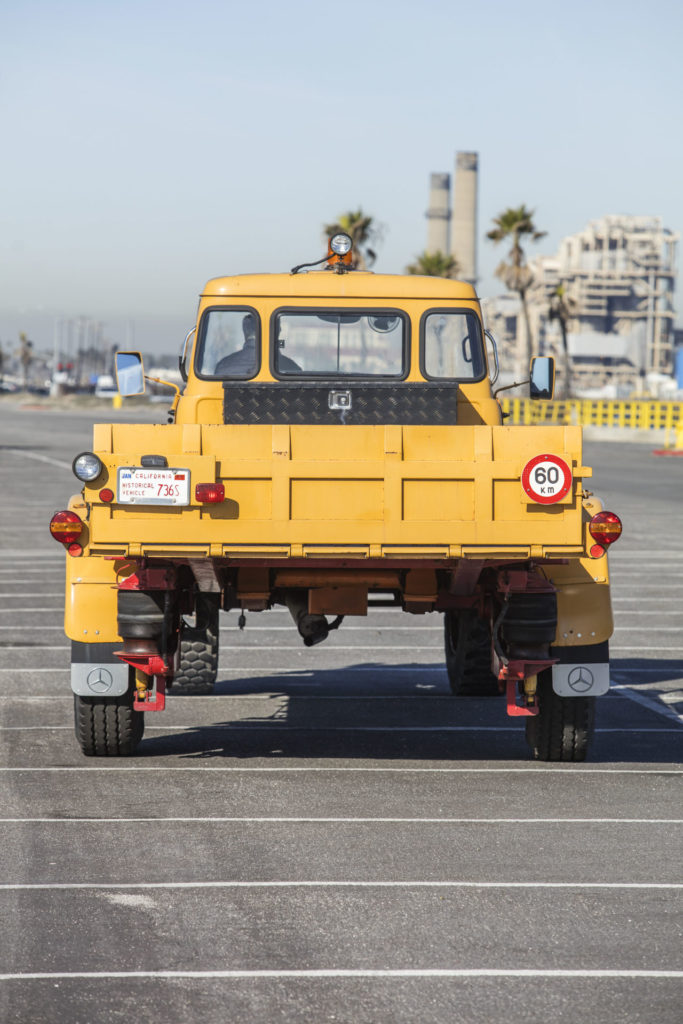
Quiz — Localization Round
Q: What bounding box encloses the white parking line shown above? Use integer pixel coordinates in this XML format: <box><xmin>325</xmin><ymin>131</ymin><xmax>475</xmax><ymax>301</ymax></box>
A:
<box><xmin>1</xmin><ymin>968</ymin><xmax>682</xmax><ymax>980</ymax></box>
<box><xmin>1</xmin><ymin>766</ymin><xmax>680</xmax><ymax>774</ymax></box>
<box><xmin>2</xmin><ymin>880</ymin><xmax>682</xmax><ymax>891</ymax></box>
<box><xmin>0</xmin><ymin>610</ymin><xmax>62</xmax><ymax>614</ymax></box>
<box><xmin>3</xmin><ymin>816</ymin><xmax>681</xmax><ymax>825</ymax></box>
<box><xmin>2</xmin><ymin>449</ymin><xmax>71</xmax><ymax>470</ymax></box>
<box><xmin>0</xmin><ymin>570</ymin><xmax>64</xmax><ymax>575</ymax></box>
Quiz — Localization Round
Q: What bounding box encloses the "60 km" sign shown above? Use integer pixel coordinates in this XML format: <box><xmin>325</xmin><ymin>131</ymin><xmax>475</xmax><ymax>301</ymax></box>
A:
<box><xmin>521</xmin><ymin>454</ymin><xmax>572</xmax><ymax>504</ymax></box>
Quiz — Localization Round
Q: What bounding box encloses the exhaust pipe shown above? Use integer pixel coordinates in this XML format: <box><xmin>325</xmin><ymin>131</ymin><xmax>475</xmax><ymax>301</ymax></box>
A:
<box><xmin>284</xmin><ymin>592</ymin><xmax>343</xmax><ymax>647</ymax></box>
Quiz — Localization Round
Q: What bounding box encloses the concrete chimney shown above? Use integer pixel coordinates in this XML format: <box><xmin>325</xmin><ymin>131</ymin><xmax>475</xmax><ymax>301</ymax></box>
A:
<box><xmin>425</xmin><ymin>172</ymin><xmax>451</xmax><ymax>255</ymax></box>
<box><xmin>451</xmin><ymin>151</ymin><xmax>478</xmax><ymax>286</ymax></box>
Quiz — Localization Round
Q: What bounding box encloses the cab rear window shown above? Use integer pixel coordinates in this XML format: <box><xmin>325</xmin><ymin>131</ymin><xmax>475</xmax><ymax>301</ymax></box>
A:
<box><xmin>272</xmin><ymin>310</ymin><xmax>407</xmax><ymax>378</ymax></box>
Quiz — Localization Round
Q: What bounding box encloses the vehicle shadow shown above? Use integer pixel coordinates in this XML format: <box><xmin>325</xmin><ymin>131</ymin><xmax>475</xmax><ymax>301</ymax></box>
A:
<box><xmin>610</xmin><ymin>657</ymin><xmax>683</xmax><ymax>683</ymax></box>
<box><xmin>136</xmin><ymin>660</ymin><xmax>682</xmax><ymax>764</ymax></box>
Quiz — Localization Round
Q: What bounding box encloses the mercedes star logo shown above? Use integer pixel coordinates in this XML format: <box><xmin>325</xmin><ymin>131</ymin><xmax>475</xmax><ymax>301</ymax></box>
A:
<box><xmin>87</xmin><ymin>667</ymin><xmax>113</xmax><ymax>694</ymax></box>
<box><xmin>567</xmin><ymin>666</ymin><xmax>595</xmax><ymax>693</ymax></box>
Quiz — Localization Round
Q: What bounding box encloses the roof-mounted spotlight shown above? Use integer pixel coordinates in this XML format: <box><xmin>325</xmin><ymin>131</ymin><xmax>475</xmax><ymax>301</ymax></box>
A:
<box><xmin>329</xmin><ymin>233</ymin><xmax>352</xmax><ymax>257</ymax></box>
<box><xmin>290</xmin><ymin>233</ymin><xmax>355</xmax><ymax>275</ymax></box>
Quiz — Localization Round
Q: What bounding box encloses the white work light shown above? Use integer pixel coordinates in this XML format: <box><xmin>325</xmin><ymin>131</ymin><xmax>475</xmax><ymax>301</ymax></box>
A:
<box><xmin>330</xmin><ymin>233</ymin><xmax>353</xmax><ymax>256</ymax></box>
<box><xmin>72</xmin><ymin>452</ymin><xmax>103</xmax><ymax>482</ymax></box>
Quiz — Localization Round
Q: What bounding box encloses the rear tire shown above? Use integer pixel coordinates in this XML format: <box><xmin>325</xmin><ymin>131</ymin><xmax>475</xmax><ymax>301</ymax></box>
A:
<box><xmin>444</xmin><ymin>610</ymin><xmax>499</xmax><ymax>696</ymax></box>
<box><xmin>525</xmin><ymin>669</ymin><xmax>595</xmax><ymax>761</ymax></box>
<box><xmin>172</xmin><ymin>593</ymin><xmax>219</xmax><ymax>695</ymax></box>
<box><xmin>74</xmin><ymin>683</ymin><xmax>144</xmax><ymax>757</ymax></box>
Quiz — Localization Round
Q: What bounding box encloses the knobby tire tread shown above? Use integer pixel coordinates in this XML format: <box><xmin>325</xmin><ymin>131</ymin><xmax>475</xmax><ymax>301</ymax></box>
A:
<box><xmin>444</xmin><ymin>611</ymin><xmax>499</xmax><ymax>697</ymax></box>
<box><xmin>172</xmin><ymin>594</ymin><xmax>219</xmax><ymax>696</ymax></box>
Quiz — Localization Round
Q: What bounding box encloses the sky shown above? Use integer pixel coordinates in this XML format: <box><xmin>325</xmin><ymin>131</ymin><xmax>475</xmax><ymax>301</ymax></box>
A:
<box><xmin>2</xmin><ymin>0</ymin><xmax>683</xmax><ymax>354</ymax></box>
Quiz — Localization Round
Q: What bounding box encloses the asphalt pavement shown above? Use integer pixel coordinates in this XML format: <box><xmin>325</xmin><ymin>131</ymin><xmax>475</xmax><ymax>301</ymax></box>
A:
<box><xmin>0</xmin><ymin>399</ymin><xmax>681</xmax><ymax>1023</ymax></box>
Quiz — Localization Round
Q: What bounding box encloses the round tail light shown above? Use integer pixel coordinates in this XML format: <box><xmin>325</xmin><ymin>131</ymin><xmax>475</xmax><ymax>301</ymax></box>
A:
<box><xmin>589</xmin><ymin>511</ymin><xmax>622</xmax><ymax>547</ymax></box>
<box><xmin>49</xmin><ymin>510</ymin><xmax>84</xmax><ymax>545</ymax></box>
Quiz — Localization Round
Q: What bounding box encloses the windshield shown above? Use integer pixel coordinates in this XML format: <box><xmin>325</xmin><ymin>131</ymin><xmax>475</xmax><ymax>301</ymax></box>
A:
<box><xmin>273</xmin><ymin>310</ymin><xmax>406</xmax><ymax>377</ymax></box>
<box><xmin>422</xmin><ymin>310</ymin><xmax>486</xmax><ymax>380</ymax></box>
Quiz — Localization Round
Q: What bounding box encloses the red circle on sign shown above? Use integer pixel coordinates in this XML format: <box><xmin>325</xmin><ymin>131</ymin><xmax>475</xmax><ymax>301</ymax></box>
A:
<box><xmin>522</xmin><ymin>454</ymin><xmax>572</xmax><ymax>505</ymax></box>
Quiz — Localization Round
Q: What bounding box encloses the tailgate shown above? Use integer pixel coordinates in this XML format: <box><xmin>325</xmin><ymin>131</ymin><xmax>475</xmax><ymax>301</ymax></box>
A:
<box><xmin>87</xmin><ymin>422</ymin><xmax>590</xmax><ymax>560</ymax></box>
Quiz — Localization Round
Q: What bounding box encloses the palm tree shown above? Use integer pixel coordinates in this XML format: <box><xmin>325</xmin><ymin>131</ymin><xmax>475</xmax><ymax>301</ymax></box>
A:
<box><xmin>405</xmin><ymin>251</ymin><xmax>460</xmax><ymax>279</ymax></box>
<box><xmin>487</xmin><ymin>205</ymin><xmax>546</xmax><ymax>372</ymax></box>
<box><xmin>548</xmin><ymin>282</ymin><xmax>579</xmax><ymax>399</ymax></box>
<box><xmin>323</xmin><ymin>209</ymin><xmax>380</xmax><ymax>270</ymax></box>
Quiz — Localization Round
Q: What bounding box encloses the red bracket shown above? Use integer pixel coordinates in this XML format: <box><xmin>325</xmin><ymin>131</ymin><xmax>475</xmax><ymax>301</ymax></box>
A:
<box><xmin>114</xmin><ymin>651</ymin><xmax>169</xmax><ymax>712</ymax></box>
<box><xmin>133</xmin><ymin>675</ymin><xmax>166</xmax><ymax>712</ymax></box>
<box><xmin>500</xmin><ymin>658</ymin><xmax>557</xmax><ymax>717</ymax></box>
<box><xmin>119</xmin><ymin>567</ymin><xmax>177</xmax><ymax>591</ymax></box>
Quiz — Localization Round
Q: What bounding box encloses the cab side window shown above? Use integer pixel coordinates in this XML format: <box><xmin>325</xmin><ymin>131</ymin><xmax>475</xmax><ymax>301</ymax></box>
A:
<box><xmin>195</xmin><ymin>308</ymin><xmax>260</xmax><ymax>379</ymax></box>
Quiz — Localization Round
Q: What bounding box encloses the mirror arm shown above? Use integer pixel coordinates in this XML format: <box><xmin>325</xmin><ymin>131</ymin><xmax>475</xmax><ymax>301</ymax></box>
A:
<box><xmin>145</xmin><ymin>375</ymin><xmax>181</xmax><ymax>400</ymax></box>
<box><xmin>493</xmin><ymin>378</ymin><xmax>530</xmax><ymax>398</ymax></box>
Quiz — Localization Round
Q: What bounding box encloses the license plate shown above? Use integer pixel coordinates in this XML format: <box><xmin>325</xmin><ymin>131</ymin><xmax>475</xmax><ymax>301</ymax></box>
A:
<box><xmin>117</xmin><ymin>467</ymin><xmax>191</xmax><ymax>505</ymax></box>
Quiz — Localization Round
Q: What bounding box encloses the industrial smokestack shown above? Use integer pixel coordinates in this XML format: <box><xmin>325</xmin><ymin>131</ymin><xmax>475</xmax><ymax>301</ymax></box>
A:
<box><xmin>425</xmin><ymin>172</ymin><xmax>451</xmax><ymax>255</ymax></box>
<box><xmin>451</xmin><ymin>151</ymin><xmax>478</xmax><ymax>286</ymax></box>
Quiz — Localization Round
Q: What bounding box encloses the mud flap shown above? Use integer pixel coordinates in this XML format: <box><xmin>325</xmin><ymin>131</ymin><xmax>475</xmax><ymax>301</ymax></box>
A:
<box><xmin>71</xmin><ymin>641</ymin><xmax>130</xmax><ymax>697</ymax></box>
<box><xmin>551</xmin><ymin>641</ymin><xmax>609</xmax><ymax>697</ymax></box>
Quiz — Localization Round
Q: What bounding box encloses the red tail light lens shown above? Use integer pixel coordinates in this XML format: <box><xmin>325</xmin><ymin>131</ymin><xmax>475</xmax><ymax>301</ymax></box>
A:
<box><xmin>195</xmin><ymin>483</ymin><xmax>225</xmax><ymax>504</ymax></box>
<box><xmin>589</xmin><ymin>511</ymin><xmax>622</xmax><ymax>546</ymax></box>
<box><xmin>49</xmin><ymin>510</ymin><xmax>84</xmax><ymax>545</ymax></box>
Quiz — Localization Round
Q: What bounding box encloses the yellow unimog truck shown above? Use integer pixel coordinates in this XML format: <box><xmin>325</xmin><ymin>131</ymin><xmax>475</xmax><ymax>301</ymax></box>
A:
<box><xmin>51</xmin><ymin>234</ymin><xmax>622</xmax><ymax>761</ymax></box>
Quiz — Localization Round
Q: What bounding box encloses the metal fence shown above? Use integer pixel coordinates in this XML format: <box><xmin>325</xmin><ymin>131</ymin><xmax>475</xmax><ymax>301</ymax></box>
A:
<box><xmin>500</xmin><ymin>399</ymin><xmax>683</xmax><ymax>432</ymax></box>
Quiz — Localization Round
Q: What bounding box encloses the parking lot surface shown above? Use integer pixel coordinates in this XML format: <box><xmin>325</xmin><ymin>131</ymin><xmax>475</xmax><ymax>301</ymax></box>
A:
<box><xmin>0</xmin><ymin>401</ymin><xmax>681</xmax><ymax>1023</ymax></box>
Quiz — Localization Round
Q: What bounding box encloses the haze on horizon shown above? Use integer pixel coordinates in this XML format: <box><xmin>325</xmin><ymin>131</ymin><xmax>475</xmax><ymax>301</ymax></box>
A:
<box><xmin>2</xmin><ymin>0</ymin><xmax>682</xmax><ymax>354</ymax></box>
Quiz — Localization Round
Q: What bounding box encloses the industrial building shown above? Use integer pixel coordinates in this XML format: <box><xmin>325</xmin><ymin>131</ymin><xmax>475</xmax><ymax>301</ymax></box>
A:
<box><xmin>526</xmin><ymin>215</ymin><xmax>679</xmax><ymax>393</ymax></box>
<box><xmin>425</xmin><ymin>163</ymin><xmax>680</xmax><ymax>395</ymax></box>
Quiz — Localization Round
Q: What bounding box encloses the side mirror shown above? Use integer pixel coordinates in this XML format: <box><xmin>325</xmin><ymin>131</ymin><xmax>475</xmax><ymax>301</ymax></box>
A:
<box><xmin>115</xmin><ymin>351</ymin><xmax>146</xmax><ymax>396</ymax></box>
<box><xmin>529</xmin><ymin>356</ymin><xmax>555</xmax><ymax>400</ymax></box>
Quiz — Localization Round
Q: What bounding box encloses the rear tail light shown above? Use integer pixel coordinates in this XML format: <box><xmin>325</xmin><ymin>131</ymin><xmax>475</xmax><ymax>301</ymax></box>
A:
<box><xmin>49</xmin><ymin>510</ymin><xmax>84</xmax><ymax>545</ymax></box>
<box><xmin>195</xmin><ymin>483</ymin><xmax>225</xmax><ymax>504</ymax></box>
<box><xmin>589</xmin><ymin>511</ymin><xmax>622</xmax><ymax>553</ymax></box>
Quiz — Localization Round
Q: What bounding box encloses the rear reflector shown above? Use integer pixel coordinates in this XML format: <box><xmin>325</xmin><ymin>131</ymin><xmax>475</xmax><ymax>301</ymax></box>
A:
<box><xmin>589</xmin><ymin>511</ymin><xmax>622</xmax><ymax>546</ymax></box>
<box><xmin>99</xmin><ymin>488</ymin><xmax>114</xmax><ymax>503</ymax></box>
<box><xmin>195</xmin><ymin>483</ymin><xmax>225</xmax><ymax>504</ymax></box>
<box><xmin>68</xmin><ymin>543</ymin><xmax>83</xmax><ymax>557</ymax></box>
<box><xmin>49</xmin><ymin>510</ymin><xmax>84</xmax><ymax>545</ymax></box>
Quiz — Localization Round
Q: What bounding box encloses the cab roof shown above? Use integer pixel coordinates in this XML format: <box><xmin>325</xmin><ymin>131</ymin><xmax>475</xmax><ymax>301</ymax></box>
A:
<box><xmin>201</xmin><ymin>271</ymin><xmax>478</xmax><ymax>302</ymax></box>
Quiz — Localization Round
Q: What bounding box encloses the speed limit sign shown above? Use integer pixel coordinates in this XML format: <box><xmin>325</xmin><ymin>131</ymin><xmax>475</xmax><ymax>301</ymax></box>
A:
<box><xmin>522</xmin><ymin>454</ymin><xmax>572</xmax><ymax>504</ymax></box>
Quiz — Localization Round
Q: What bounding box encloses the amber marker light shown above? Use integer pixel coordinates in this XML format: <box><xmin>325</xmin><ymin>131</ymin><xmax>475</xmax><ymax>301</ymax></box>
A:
<box><xmin>49</xmin><ymin>510</ymin><xmax>84</xmax><ymax>545</ymax></box>
<box><xmin>589</xmin><ymin>511</ymin><xmax>622</xmax><ymax>546</ymax></box>
<box><xmin>195</xmin><ymin>483</ymin><xmax>225</xmax><ymax>504</ymax></box>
